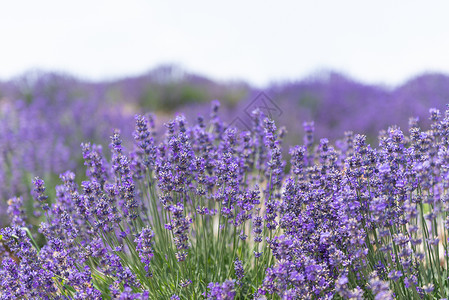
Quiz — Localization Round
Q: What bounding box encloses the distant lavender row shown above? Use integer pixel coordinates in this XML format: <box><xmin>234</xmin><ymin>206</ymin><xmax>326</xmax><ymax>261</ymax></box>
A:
<box><xmin>180</xmin><ymin>72</ymin><xmax>449</xmax><ymax>147</ymax></box>
<box><xmin>4</xmin><ymin>69</ymin><xmax>449</xmax><ymax>143</ymax></box>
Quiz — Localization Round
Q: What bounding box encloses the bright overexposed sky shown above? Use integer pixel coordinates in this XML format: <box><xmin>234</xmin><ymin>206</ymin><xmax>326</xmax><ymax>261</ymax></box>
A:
<box><xmin>1</xmin><ymin>1</ymin><xmax>449</xmax><ymax>87</ymax></box>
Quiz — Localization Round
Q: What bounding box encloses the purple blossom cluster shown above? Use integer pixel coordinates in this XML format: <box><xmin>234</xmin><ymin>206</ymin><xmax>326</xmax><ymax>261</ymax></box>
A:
<box><xmin>2</xmin><ymin>99</ymin><xmax>449</xmax><ymax>299</ymax></box>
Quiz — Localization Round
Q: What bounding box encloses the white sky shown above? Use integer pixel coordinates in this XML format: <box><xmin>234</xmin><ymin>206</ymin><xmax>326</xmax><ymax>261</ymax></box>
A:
<box><xmin>1</xmin><ymin>1</ymin><xmax>449</xmax><ymax>87</ymax></box>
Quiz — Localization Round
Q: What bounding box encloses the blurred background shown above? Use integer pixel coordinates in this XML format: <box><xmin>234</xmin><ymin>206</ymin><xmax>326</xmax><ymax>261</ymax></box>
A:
<box><xmin>1</xmin><ymin>0</ymin><xmax>449</xmax><ymax>223</ymax></box>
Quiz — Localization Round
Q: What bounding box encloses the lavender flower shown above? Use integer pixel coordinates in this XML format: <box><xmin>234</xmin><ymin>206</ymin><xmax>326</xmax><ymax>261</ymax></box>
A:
<box><xmin>7</xmin><ymin>197</ymin><xmax>26</xmax><ymax>227</ymax></box>
<box><xmin>135</xmin><ymin>226</ymin><xmax>155</xmax><ymax>275</ymax></box>
<box><xmin>234</xmin><ymin>257</ymin><xmax>244</xmax><ymax>282</ymax></box>
<box><xmin>32</xmin><ymin>176</ymin><xmax>49</xmax><ymax>211</ymax></box>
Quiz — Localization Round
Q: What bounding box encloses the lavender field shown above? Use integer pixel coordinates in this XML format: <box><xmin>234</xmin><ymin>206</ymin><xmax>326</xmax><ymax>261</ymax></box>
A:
<box><xmin>2</xmin><ymin>68</ymin><xmax>449</xmax><ymax>299</ymax></box>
